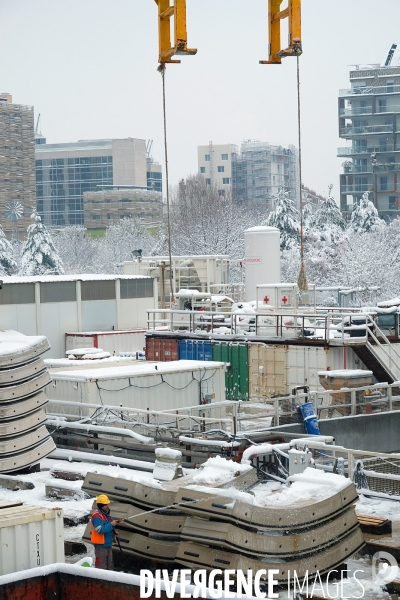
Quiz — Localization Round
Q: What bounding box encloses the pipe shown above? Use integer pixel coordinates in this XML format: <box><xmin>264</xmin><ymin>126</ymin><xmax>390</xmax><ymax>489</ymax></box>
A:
<box><xmin>46</xmin><ymin>419</ymin><xmax>154</xmax><ymax>444</ymax></box>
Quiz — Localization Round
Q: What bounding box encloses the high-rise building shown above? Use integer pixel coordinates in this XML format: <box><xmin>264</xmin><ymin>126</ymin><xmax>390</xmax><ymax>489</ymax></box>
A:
<box><xmin>197</xmin><ymin>143</ymin><xmax>238</xmax><ymax>192</ymax></box>
<box><xmin>338</xmin><ymin>44</ymin><xmax>400</xmax><ymax>218</ymax></box>
<box><xmin>0</xmin><ymin>93</ymin><xmax>35</xmax><ymax>238</ymax></box>
<box><xmin>197</xmin><ymin>140</ymin><xmax>300</xmax><ymax>208</ymax></box>
<box><xmin>233</xmin><ymin>140</ymin><xmax>300</xmax><ymax>208</ymax></box>
<box><xmin>35</xmin><ymin>137</ymin><xmax>162</xmax><ymax>227</ymax></box>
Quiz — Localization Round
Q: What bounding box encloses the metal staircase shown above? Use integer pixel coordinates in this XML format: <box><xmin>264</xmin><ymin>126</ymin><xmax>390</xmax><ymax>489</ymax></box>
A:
<box><xmin>351</xmin><ymin>317</ymin><xmax>400</xmax><ymax>383</ymax></box>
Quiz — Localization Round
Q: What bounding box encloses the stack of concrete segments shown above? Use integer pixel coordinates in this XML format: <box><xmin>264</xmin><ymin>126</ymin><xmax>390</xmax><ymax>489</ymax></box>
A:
<box><xmin>81</xmin><ymin>461</ymin><xmax>364</xmax><ymax>584</ymax></box>
<box><xmin>0</xmin><ymin>330</ymin><xmax>55</xmax><ymax>473</ymax></box>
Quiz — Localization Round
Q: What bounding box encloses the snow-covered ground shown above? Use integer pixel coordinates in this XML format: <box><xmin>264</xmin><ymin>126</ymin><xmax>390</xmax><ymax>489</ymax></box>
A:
<box><xmin>1</xmin><ymin>457</ymin><xmax>400</xmax><ymax>598</ymax></box>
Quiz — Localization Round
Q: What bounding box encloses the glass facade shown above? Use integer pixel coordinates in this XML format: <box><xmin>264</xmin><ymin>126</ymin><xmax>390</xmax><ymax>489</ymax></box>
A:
<box><xmin>36</xmin><ymin>156</ymin><xmax>113</xmax><ymax>226</ymax></box>
<box><xmin>147</xmin><ymin>170</ymin><xmax>162</xmax><ymax>193</ymax></box>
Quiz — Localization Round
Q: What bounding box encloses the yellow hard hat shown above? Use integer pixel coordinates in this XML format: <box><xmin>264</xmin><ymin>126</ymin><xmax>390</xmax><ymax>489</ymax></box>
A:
<box><xmin>96</xmin><ymin>494</ymin><xmax>110</xmax><ymax>505</ymax></box>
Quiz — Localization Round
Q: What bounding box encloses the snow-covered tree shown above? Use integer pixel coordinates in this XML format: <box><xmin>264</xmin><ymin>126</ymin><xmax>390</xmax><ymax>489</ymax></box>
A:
<box><xmin>265</xmin><ymin>188</ymin><xmax>299</xmax><ymax>250</ymax></box>
<box><xmin>0</xmin><ymin>224</ymin><xmax>16</xmax><ymax>275</ymax></box>
<box><xmin>311</xmin><ymin>185</ymin><xmax>345</xmax><ymax>243</ymax></box>
<box><xmin>54</xmin><ymin>226</ymin><xmax>99</xmax><ymax>274</ymax></box>
<box><xmin>19</xmin><ymin>212</ymin><xmax>64</xmax><ymax>276</ymax></box>
<box><xmin>302</xmin><ymin>202</ymin><xmax>315</xmax><ymax>231</ymax></box>
<box><xmin>347</xmin><ymin>192</ymin><xmax>384</xmax><ymax>234</ymax></box>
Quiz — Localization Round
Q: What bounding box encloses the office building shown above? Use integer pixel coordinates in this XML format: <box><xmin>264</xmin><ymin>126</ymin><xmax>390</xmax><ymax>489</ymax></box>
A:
<box><xmin>0</xmin><ymin>94</ymin><xmax>36</xmax><ymax>238</ymax></box>
<box><xmin>338</xmin><ymin>44</ymin><xmax>400</xmax><ymax>218</ymax></box>
<box><xmin>84</xmin><ymin>188</ymin><xmax>163</xmax><ymax>230</ymax></box>
<box><xmin>35</xmin><ymin>137</ymin><xmax>162</xmax><ymax>228</ymax></box>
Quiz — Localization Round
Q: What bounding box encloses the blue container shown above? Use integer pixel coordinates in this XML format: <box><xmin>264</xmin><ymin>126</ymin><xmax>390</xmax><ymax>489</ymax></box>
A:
<box><xmin>178</xmin><ymin>340</ymin><xmax>194</xmax><ymax>360</ymax></box>
<box><xmin>299</xmin><ymin>402</ymin><xmax>321</xmax><ymax>435</ymax></box>
<box><xmin>178</xmin><ymin>339</ymin><xmax>212</xmax><ymax>361</ymax></box>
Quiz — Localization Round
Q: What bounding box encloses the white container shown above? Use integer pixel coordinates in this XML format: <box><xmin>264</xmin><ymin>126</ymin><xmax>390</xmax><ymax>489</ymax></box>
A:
<box><xmin>65</xmin><ymin>330</ymin><xmax>147</xmax><ymax>355</ymax></box>
<box><xmin>47</xmin><ymin>360</ymin><xmax>226</xmax><ymax>417</ymax></box>
<box><xmin>0</xmin><ymin>504</ymin><xmax>64</xmax><ymax>575</ymax></box>
<box><xmin>244</xmin><ymin>226</ymin><xmax>281</xmax><ymax>302</ymax></box>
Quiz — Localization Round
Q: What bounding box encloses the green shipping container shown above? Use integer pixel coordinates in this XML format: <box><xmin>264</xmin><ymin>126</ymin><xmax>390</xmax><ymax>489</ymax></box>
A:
<box><xmin>212</xmin><ymin>341</ymin><xmax>249</xmax><ymax>400</ymax></box>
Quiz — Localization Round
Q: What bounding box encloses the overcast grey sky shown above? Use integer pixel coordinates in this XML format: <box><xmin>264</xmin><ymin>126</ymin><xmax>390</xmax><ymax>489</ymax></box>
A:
<box><xmin>1</xmin><ymin>1</ymin><xmax>399</xmax><ymax>200</ymax></box>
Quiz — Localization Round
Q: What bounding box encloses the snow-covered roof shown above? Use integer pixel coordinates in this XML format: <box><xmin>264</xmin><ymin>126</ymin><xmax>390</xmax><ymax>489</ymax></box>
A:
<box><xmin>318</xmin><ymin>369</ymin><xmax>373</xmax><ymax>378</ymax></box>
<box><xmin>50</xmin><ymin>360</ymin><xmax>225</xmax><ymax>382</ymax></box>
<box><xmin>1</xmin><ymin>274</ymin><xmax>153</xmax><ymax>284</ymax></box>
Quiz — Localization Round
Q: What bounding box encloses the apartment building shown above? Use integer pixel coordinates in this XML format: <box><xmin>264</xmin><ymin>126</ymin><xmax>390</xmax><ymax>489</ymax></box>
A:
<box><xmin>0</xmin><ymin>94</ymin><xmax>35</xmax><ymax>238</ymax></box>
<box><xmin>197</xmin><ymin>140</ymin><xmax>300</xmax><ymax>208</ymax></box>
<box><xmin>338</xmin><ymin>44</ymin><xmax>400</xmax><ymax>218</ymax></box>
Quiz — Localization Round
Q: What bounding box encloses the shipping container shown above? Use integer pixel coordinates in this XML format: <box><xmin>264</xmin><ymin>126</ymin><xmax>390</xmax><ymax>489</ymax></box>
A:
<box><xmin>249</xmin><ymin>343</ymin><xmax>287</xmax><ymax>398</ymax></box>
<box><xmin>0</xmin><ymin>503</ymin><xmax>64</xmax><ymax>575</ymax></box>
<box><xmin>248</xmin><ymin>343</ymin><xmax>364</xmax><ymax>399</ymax></box>
<box><xmin>178</xmin><ymin>339</ymin><xmax>213</xmax><ymax>362</ymax></box>
<box><xmin>146</xmin><ymin>337</ymin><xmax>179</xmax><ymax>361</ymax></box>
<box><xmin>66</xmin><ymin>330</ymin><xmax>147</xmax><ymax>355</ymax></box>
<box><xmin>46</xmin><ymin>360</ymin><xmax>226</xmax><ymax>417</ymax></box>
<box><xmin>212</xmin><ymin>341</ymin><xmax>249</xmax><ymax>400</ymax></box>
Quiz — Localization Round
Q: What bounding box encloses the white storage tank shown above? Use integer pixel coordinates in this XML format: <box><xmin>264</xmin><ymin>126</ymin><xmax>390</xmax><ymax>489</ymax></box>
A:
<box><xmin>0</xmin><ymin>502</ymin><xmax>64</xmax><ymax>575</ymax></box>
<box><xmin>46</xmin><ymin>360</ymin><xmax>226</xmax><ymax>418</ymax></box>
<box><xmin>244</xmin><ymin>226</ymin><xmax>281</xmax><ymax>302</ymax></box>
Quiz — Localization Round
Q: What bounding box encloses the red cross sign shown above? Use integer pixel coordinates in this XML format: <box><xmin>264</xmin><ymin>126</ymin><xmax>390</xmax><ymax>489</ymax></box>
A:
<box><xmin>264</xmin><ymin>296</ymin><xmax>269</xmax><ymax>304</ymax></box>
<box><xmin>282</xmin><ymin>296</ymin><xmax>288</xmax><ymax>305</ymax></box>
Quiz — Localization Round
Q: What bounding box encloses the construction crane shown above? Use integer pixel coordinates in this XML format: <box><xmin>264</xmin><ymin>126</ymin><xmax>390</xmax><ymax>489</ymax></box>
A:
<box><xmin>153</xmin><ymin>0</ymin><xmax>301</xmax><ymax>65</ymax></box>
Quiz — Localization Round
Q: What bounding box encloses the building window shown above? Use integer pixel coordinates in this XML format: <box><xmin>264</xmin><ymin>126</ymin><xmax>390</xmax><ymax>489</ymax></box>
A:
<box><xmin>200</xmin><ymin>167</ymin><xmax>205</xmax><ymax>173</ymax></box>
<box><xmin>389</xmin><ymin>196</ymin><xmax>396</xmax><ymax>209</ymax></box>
<box><xmin>205</xmin><ymin>178</ymin><xmax>211</xmax><ymax>185</ymax></box>
<box><xmin>107</xmin><ymin>213</ymin><xmax>112</xmax><ymax>219</ymax></box>
<box><xmin>205</xmin><ymin>155</ymin><xmax>210</xmax><ymax>161</ymax></box>
<box><xmin>380</xmin><ymin>176</ymin><xmax>388</xmax><ymax>191</ymax></box>
<box><xmin>386</xmin><ymin>80</ymin><xmax>394</xmax><ymax>93</ymax></box>
<box><xmin>222</xmin><ymin>178</ymin><xmax>230</xmax><ymax>184</ymax></box>
<box><xmin>40</xmin><ymin>282</ymin><xmax>76</xmax><ymax>303</ymax></box>
<box><xmin>221</xmin><ymin>154</ymin><xmax>228</xmax><ymax>160</ymax></box>
<box><xmin>120</xmin><ymin>279</ymin><xmax>154</xmax><ymax>299</ymax></box>
<box><xmin>81</xmin><ymin>280</ymin><xmax>116</xmax><ymax>301</ymax></box>
<box><xmin>91</xmin><ymin>214</ymin><xmax>101</xmax><ymax>220</ymax></box>
<box><xmin>378</xmin><ymin>99</ymin><xmax>387</xmax><ymax>113</ymax></box>
<box><xmin>217</xmin><ymin>166</ymin><xmax>224</xmax><ymax>172</ymax></box>
<box><xmin>0</xmin><ymin>284</ymin><xmax>35</xmax><ymax>305</ymax></box>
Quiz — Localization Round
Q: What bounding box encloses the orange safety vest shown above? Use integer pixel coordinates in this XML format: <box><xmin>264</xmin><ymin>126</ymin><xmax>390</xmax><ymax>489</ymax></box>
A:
<box><xmin>90</xmin><ymin>511</ymin><xmax>107</xmax><ymax>545</ymax></box>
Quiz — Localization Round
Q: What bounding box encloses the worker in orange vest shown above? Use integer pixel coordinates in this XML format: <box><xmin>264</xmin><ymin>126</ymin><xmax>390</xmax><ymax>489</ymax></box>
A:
<box><xmin>90</xmin><ymin>494</ymin><xmax>121</xmax><ymax>570</ymax></box>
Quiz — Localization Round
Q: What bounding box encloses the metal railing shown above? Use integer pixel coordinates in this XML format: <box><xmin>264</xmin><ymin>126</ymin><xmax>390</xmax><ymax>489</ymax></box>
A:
<box><xmin>47</xmin><ymin>380</ymin><xmax>400</xmax><ymax>435</ymax></box>
<box><xmin>340</xmin><ymin>184</ymin><xmax>373</xmax><ymax>193</ymax></box>
<box><xmin>147</xmin><ymin>308</ymin><xmax>386</xmax><ymax>344</ymax></box>
<box><xmin>339</xmin><ymin>84</ymin><xmax>400</xmax><ymax>96</ymax></box>
<box><xmin>338</xmin><ymin>145</ymin><xmax>398</xmax><ymax>155</ymax></box>
<box><xmin>340</xmin><ymin>124</ymin><xmax>393</xmax><ymax>136</ymax></box>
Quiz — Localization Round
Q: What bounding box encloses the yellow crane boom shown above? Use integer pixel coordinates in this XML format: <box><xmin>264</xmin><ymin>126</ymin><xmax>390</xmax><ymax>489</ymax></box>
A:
<box><xmin>154</xmin><ymin>0</ymin><xmax>197</xmax><ymax>64</ymax></box>
<box><xmin>154</xmin><ymin>0</ymin><xmax>301</xmax><ymax>65</ymax></box>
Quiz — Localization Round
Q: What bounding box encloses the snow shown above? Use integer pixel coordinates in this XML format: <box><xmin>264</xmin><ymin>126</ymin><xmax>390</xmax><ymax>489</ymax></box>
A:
<box><xmin>0</xmin><ymin>330</ymin><xmax>47</xmax><ymax>356</ymax></box>
<box><xmin>49</xmin><ymin>360</ymin><xmax>224</xmax><ymax>382</ymax></box>
<box><xmin>179</xmin><ymin>435</ymin><xmax>240</xmax><ymax>448</ymax></box>
<box><xmin>188</xmin><ymin>456</ymin><xmax>252</xmax><ymax>486</ymax></box>
<box><xmin>66</xmin><ymin>348</ymin><xmax>106</xmax><ymax>356</ymax></box>
<box><xmin>155</xmin><ymin>447</ymin><xmax>182</xmax><ymax>459</ymax></box>
<box><xmin>49</xmin><ymin>449</ymin><xmax>156</xmax><ymax>473</ymax></box>
<box><xmin>264</xmin><ymin>188</ymin><xmax>299</xmax><ymax>251</ymax></box>
<box><xmin>45</xmin><ymin>356</ymin><xmax>137</xmax><ymax>369</ymax></box>
<box><xmin>318</xmin><ymin>369</ymin><xmax>373</xmax><ymax>378</ymax></box>
<box><xmin>2</xmin><ymin>274</ymin><xmax>153</xmax><ymax>284</ymax></box>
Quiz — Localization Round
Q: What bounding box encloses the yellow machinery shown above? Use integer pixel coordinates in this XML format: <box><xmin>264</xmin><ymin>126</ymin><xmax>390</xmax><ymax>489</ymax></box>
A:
<box><xmin>154</xmin><ymin>0</ymin><xmax>197</xmax><ymax>63</ymax></box>
<box><xmin>154</xmin><ymin>0</ymin><xmax>301</xmax><ymax>65</ymax></box>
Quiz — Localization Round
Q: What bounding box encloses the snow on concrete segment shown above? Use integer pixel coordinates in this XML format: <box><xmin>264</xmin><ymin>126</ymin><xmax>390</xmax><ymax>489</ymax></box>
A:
<box><xmin>49</xmin><ymin>449</ymin><xmax>156</xmax><ymax>473</ymax></box>
<box><xmin>0</xmin><ymin>330</ymin><xmax>47</xmax><ymax>357</ymax></box>
<box><xmin>50</xmin><ymin>360</ymin><xmax>225</xmax><ymax>382</ymax></box>
<box><xmin>189</xmin><ymin>455</ymin><xmax>252</xmax><ymax>486</ymax></box>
